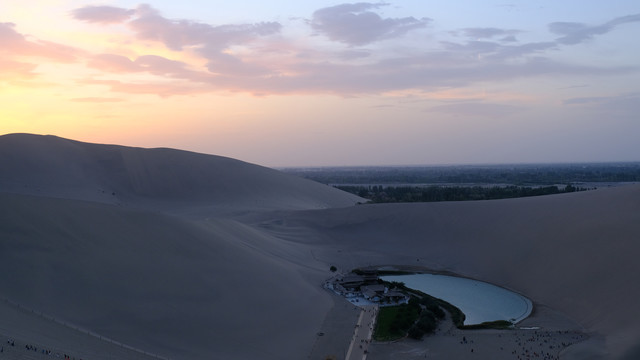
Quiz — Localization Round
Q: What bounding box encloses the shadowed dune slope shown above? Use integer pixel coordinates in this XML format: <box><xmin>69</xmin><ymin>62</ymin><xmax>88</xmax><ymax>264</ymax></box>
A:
<box><xmin>0</xmin><ymin>133</ymin><xmax>361</xmax><ymax>359</ymax></box>
<box><xmin>0</xmin><ymin>192</ymin><xmax>334</xmax><ymax>360</ymax></box>
<box><xmin>249</xmin><ymin>185</ymin><xmax>640</xmax><ymax>359</ymax></box>
<box><xmin>0</xmin><ymin>133</ymin><xmax>362</xmax><ymax>213</ymax></box>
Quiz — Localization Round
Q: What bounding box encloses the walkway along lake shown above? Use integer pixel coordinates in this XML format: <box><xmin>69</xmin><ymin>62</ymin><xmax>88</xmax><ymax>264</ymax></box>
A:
<box><xmin>381</xmin><ymin>274</ymin><xmax>533</xmax><ymax>325</ymax></box>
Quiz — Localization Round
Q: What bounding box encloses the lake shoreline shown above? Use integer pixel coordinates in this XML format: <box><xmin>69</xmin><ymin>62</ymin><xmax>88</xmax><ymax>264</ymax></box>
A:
<box><xmin>380</xmin><ymin>273</ymin><xmax>533</xmax><ymax>325</ymax></box>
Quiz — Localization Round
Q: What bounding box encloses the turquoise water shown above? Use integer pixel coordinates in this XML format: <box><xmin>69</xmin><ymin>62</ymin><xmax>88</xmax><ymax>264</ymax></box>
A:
<box><xmin>381</xmin><ymin>274</ymin><xmax>532</xmax><ymax>325</ymax></box>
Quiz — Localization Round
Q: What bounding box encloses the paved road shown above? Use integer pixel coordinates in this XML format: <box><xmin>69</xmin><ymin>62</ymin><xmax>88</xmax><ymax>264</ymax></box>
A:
<box><xmin>345</xmin><ymin>305</ymin><xmax>378</xmax><ymax>360</ymax></box>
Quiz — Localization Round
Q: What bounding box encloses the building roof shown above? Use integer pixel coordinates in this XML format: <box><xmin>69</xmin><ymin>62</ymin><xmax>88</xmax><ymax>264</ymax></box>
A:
<box><xmin>361</xmin><ymin>284</ymin><xmax>385</xmax><ymax>293</ymax></box>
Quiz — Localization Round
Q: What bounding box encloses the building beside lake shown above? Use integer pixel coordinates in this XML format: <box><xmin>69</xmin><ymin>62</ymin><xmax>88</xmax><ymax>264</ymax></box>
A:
<box><xmin>327</xmin><ymin>271</ymin><xmax>409</xmax><ymax>306</ymax></box>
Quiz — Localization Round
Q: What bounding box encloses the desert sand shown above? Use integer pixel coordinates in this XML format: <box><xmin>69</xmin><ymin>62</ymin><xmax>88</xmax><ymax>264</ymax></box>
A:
<box><xmin>369</xmin><ymin>303</ymin><xmax>590</xmax><ymax>360</ymax></box>
<box><xmin>1</xmin><ymin>133</ymin><xmax>639</xmax><ymax>359</ymax></box>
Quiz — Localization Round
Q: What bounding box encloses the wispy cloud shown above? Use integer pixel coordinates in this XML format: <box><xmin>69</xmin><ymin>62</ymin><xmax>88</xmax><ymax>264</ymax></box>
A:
<box><xmin>557</xmin><ymin>84</ymin><xmax>589</xmax><ymax>90</ymax></box>
<box><xmin>0</xmin><ymin>22</ymin><xmax>82</xmax><ymax>85</ymax></box>
<box><xmin>72</xmin><ymin>5</ymin><xmax>136</xmax><ymax>24</ymax></box>
<box><xmin>310</xmin><ymin>3</ymin><xmax>430</xmax><ymax>46</ymax></box>
<box><xmin>563</xmin><ymin>96</ymin><xmax>610</xmax><ymax>105</ymax></box>
<box><xmin>425</xmin><ymin>102</ymin><xmax>522</xmax><ymax>118</ymax></box>
<box><xmin>0</xmin><ymin>58</ymin><xmax>37</xmax><ymax>81</ymax></box>
<box><xmin>70</xmin><ymin>97</ymin><xmax>125</xmax><ymax>103</ymax></box>
<box><xmin>550</xmin><ymin>13</ymin><xmax>640</xmax><ymax>45</ymax></box>
<box><xmin>455</xmin><ymin>27</ymin><xmax>522</xmax><ymax>41</ymax></box>
<box><xmin>88</xmin><ymin>54</ymin><xmax>199</xmax><ymax>78</ymax></box>
<box><xmin>80</xmin><ymin>78</ymin><xmax>209</xmax><ymax>97</ymax></box>
<box><xmin>0</xmin><ymin>22</ymin><xmax>80</xmax><ymax>62</ymax></box>
<box><xmin>563</xmin><ymin>93</ymin><xmax>639</xmax><ymax>106</ymax></box>
<box><xmin>72</xmin><ymin>3</ymin><xmax>283</xmax><ymax>89</ymax></box>
<box><xmin>562</xmin><ymin>93</ymin><xmax>640</xmax><ymax>129</ymax></box>
<box><xmin>124</xmin><ymin>4</ymin><xmax>281</xmax><ymax>51</ymax></box>
<box><xmin>15</xmin><ymin>4</ymin><xmax>625</xmax><ymax>98</ymax></box>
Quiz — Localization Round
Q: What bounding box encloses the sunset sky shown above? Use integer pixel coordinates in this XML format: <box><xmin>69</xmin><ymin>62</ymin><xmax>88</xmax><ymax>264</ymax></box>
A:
<box><xmin>1</xmin><ymin>1</ymin><xmax>639</xmax><ymax>167</ymax></box>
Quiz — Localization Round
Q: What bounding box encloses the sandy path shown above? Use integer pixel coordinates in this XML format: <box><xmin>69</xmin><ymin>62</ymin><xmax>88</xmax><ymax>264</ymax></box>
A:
<box><xmin>345</xmin><ymin>305</ymin><xmax>378</xmax><ymax>360</ymax></box>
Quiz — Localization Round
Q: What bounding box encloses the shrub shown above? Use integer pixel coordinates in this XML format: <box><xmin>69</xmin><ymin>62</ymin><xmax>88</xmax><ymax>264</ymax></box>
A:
<box><xmin>407</xmin><ymin>326</ymin><xmax>425</xmax><ymax>340</ymax></box>
<box><xmin>416</xmin><ymin>313</ymin><xmax>437</xmax><ymax>333</ymax></box>
<box><xmin>427</xmin><ymin>304</ymin><xmax>445</xmax><ymax>319</ymax></box>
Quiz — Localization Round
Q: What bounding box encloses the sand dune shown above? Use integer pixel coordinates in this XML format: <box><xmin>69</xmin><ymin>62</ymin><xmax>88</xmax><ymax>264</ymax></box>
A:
<box><xmin>0</xmin><ymin>134</ymin><xmax>365</xmax><ymax>359</ymax></box>
<box><xmin>249</xmin><ymin>185</ymin><xmax>640</xmax><ymax>359</ymax></box>
<box><xmin>1</xmin><ymin>133</ymin><xmax>639</xmax><ymax>359</ymax></box>
<box><xmin>0</xmin><ymin>133</ymin><xmax>362</xmax><ymax>214</ymax></box>
<box><xmin>0</xmin><ymin>192</ymin><xmax>336</xmax><ymax>359</ymax></box>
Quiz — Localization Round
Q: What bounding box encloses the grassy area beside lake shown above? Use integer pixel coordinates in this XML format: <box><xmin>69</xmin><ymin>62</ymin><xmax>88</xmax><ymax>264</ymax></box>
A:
<box><xmin>374</xmin><ymin>304</ymin><xmax>420</xmax><ymax>341</ymax></box>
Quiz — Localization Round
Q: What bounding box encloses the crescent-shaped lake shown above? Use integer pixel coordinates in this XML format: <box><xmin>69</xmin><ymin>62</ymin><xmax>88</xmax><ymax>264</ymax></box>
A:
<box><xmin>381</xmin><ymin>274</ymin><xmax>533</xmax><ymax>325</ymax></box>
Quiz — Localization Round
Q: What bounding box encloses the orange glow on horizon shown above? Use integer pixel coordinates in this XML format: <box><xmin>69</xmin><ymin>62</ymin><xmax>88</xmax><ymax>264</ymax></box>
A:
<box><xmin>2</xmin><ymin>1</ymin><xmax>639</xmax><ymax>166</ymax></box>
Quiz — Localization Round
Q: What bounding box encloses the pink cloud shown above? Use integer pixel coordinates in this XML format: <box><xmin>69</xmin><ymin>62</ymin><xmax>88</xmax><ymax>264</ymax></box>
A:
<box><xmin>72</xmin><ymin>6</ymin><xmax>136</xmax><ymax>24</ymax></box>
<box><xmin>87</xmin><ymin>53</ymin><xmax>210</xmax><ymax>84</ymax></box>
<box><xmin>135</xmin><ymin>55</ymin><xmax>194</xmax><ymax>76</ymax></box>
<box><xmin>81</xmin><ymin>79</ymin><xmax>210</xmax><ymax>97</ymax></box>
<box><xmin>0</xmin><ymin>22</ymin><xmax>82</xmax><ymax>84</ymax></box>
<box><xmin>75</xmin><ymin>4</ymin><xmax>283</xmax><ymax>87</ymax></box>
<box><xmin>82</xmin><ymin>48</ymin><xmax>636</xmax><ymax>98</ymax></box>
<box><xmin>72</xmin><ymin>4</ymin><xmax>281</xmax><ymax>52</ymax></box>
<box><xmin>0</xmin><ymin>22</ymin><xmax>79</xmax><ymax>62</ymax></box>
<box><xmin>127</xmin><ymin>4</ymin><xmax>281</xmax><ymax>51</ymax></box>
<box><xmin>0</xmin><ymin>59</ymin><xmax>38</xmax><ymax>81</ymax></box>
<box><xmin>65</xmin><ymin>6</ymin><xmax>640</xmax><ymax>98</ymax></box>
<box><xmin>202</xmin><ymin>51</ymin><xmax>273</xmax><ymax>77</ymax></box>
<box><xmin>88</xmin><ymin>54</ymin><xmax>140</xmax><ymax>73</ymax></box>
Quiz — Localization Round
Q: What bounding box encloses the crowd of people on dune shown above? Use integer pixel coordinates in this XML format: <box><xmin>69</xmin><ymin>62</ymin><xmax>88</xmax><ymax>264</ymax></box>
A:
<box><xmin>508</xmin><ymin>330</ymin><xmax>587</xmax><ymax>360</ymax></box>
<box><xmin>2</xmin><ymin>338</ymin><xmax>83</xmax><ymax>360</ymax></box>
<box><xmin>447</xmin><ymin>329</ymin><xmax>587</xmax><ymax>359</ymax></box>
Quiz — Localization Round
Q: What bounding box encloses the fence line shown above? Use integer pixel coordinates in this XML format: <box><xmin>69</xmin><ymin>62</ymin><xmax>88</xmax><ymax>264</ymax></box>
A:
<box><xmin>2</xmin><ymin>297</ymin><xmax>170</xmax><ymax>360</ymax></box>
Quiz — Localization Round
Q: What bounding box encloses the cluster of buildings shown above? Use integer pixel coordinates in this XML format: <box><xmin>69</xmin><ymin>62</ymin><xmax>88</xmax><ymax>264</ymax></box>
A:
<box><xmin>326</xmin><ymin>270</ymin><xmax>409</xmax><ymax>306</ymax></box>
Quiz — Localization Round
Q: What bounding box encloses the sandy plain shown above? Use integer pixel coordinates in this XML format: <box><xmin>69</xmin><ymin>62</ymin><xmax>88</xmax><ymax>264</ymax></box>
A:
<box><xmin>1</xmin><ymin>133</ymin><xmax>640</xmax><ymax>359</ymax></box>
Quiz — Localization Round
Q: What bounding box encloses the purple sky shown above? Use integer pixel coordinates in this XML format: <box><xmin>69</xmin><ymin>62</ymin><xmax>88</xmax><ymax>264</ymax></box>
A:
<box><xmin>1</xmin><ymin>1</ymin><xmax>639</xmax><ymax>166</ymax></box>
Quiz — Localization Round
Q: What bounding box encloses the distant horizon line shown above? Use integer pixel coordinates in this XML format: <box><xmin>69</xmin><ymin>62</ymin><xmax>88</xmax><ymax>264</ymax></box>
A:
<box><xmin>275</xmin><ymin>161</ymin><xmax>640</xmax><ymax>170</ymax></box>
<box><xmin>4</xmin><ymin>133</ymin><xmax>639</xmax><ymax>170</ymax></box>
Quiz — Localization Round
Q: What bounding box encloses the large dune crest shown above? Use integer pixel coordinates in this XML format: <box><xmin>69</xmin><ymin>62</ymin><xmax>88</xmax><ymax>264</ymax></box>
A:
<box><xmin>0</xmin><ymin>133</ymin><xmax>365</xmax><ymax>359</ymax></box>
<box><xmin>0</xmin><ymin>133</ymin><xmax>362</xmax><ymax>213</ymax></box>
